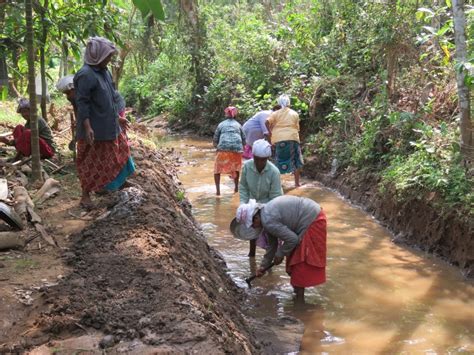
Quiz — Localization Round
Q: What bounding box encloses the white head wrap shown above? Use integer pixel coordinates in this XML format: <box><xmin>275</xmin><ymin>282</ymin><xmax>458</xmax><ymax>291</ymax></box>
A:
<box><xmin>16</xmin><ymin>98</ymin><xmax>30</xmax><ymax>113</ymax></box>
<box><xmin>84</xmin><ymin>37</ymin><xmax>117</xmax><ymax>66</ymax></box>
<box><xmin>252</xmin><ymin>139</ymin><xmax>272</xmax><ymax>158</ymax></box>
<box><xmin>277</xmin><ymin>94</ymin><xmax>290</xmax><ymax>107</ymax></box>
<box><xmin>56</xmin><ymin>75</ymin><xmax>75</xmax><ymax>93</ymax></box>
<box><xmin>236</xmin><ymin>199</ymin><xmax>262</xmax><ymax>228</ymax></box>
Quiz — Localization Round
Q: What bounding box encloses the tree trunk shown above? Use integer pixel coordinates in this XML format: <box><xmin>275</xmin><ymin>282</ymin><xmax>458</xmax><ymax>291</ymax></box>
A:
<box><xmin>39</xmin><ymin>0</ymin><xmax>49</xmax><ymax>121</ymax></box>
<box><xmin>60</xmin><ymin>37</ymin><xmax>68</xmax><ymax>76</ymax></box>
<box><xmin>112</xmin><ymin>6</ymin><xmax>136</xmax><ymax>86</ymax></box>
<box><xmin>0</xmin><ymin>0</ymin><xmax>8</xmax><ymax>91</ymax></box>
<box><xmin>452</xmin><ymin>0</ymin><xmax>473</xmax><ymax>166</ymax></box>
<box><xmin>179</xmin><ymin>0</ymin><xmax>209</xmax><ymax>100</ymax></box>
<box><xmin>25</xmin><ymin>0</ymin><xmax>42</xmax><ymax>183</ymax></box>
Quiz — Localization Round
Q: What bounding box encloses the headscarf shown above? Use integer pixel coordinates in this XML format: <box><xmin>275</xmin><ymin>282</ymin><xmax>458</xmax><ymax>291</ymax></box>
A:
<box><xmin>56</xmin><ymin>75</ymin><xmax>75</xmax><ymax>93</ymax></box>
<box><xmin>16</xmin><ymin>98</ymin><xmax>30</xmax><ymax>113</ymax></box>
<box><xmin>236</xmin><ymin>199</ymin><xmax>262</xmax><ymax>228</ymax></box>
<box><xmin>277</xmin><ymin>94</ymin><xmax>290</xmax><ymax>108</ymax></box>
<box><xmin>224</xmin><ymin>106</ymin><xmax>238</xmax><ymax>118</ymax></box>
<box><xmin>84</xmin><ymin>37</ymin><xmax>117</xmax><ymax>66</ymax></box>
<box><xmin>252</xmin><ymin>139</ymin><xmax>272</xmax><ymax>158</ymax></box>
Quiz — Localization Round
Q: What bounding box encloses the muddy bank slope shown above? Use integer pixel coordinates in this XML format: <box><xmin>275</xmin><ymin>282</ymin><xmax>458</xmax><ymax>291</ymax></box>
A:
<box><xmin>304</xmin><ymin>158</ymin><xmax>473</xmax><ymax>278</ymax></box>
<box><xmin>8</xmin><ymin>143</ymin><xmax>259</xmax><ymax>353</ymax></box>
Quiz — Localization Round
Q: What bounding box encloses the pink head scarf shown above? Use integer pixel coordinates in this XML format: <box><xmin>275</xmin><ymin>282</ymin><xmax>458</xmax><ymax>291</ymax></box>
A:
<box><xmin>84</xmin><ymin>37</ymin><xmax>117</xmax><ymax>66</ymax></box>
<box><xmin>224</xmin><ymin>106</ymin><xmax>238</xmax><ymax>118</ymax></box>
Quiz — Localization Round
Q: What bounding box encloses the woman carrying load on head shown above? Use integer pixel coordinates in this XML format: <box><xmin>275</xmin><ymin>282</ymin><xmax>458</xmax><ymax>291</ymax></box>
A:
<box><xmin>73</xmin><ymin>36</ymin><xmax>135</xmax><ymax>209</ymax></box>
<box><xmin>265</xmin><ymin>94</ymin><xmax>303</xmax><ymax>187</ymax></box>
<box><xmin>239</xmin><ymin>139</ymin><xmax>282</xmax><ymax>257</ymax></box>
<box><xmin>231</xmin><ymin>195</ymin><xmax>327</xmax><ymax>302</ymax></box>
<box><xmin>213</xmin><ymin>106</ymin><xmax>246</xmax><ymax>196</ymax></box>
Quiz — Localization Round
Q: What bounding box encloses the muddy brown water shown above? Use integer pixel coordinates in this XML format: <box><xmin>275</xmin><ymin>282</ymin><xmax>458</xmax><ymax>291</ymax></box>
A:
<box><xmin>163</xmin><ymin>136</ymin><xmax>474</xmax><ymax>354</ymax></box>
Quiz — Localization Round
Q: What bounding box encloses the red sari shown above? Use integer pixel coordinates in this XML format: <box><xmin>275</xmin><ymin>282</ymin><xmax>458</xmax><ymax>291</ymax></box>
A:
<box><xmin>13</xmin><ymin>125</ymin><xmax>54</xmax><ymax>158</ymax></box>
<box><xmin>286</xmin><ymin>210</ymin><xmax>327</xmax><ymax>287</ymax></box>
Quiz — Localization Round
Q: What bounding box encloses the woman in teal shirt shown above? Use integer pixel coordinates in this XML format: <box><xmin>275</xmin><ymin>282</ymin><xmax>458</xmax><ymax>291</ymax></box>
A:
<box><xmin>239</xmin><ymin>139</ymin><xmax>283</xmax><ymax>256</ymax></box>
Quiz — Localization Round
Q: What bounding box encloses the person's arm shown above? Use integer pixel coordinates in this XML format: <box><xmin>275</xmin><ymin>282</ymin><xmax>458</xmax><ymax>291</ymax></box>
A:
<box><xmin>83</xmin><ymin>119</ymin><xmax>94</xmax><ymax>144</ymax></box>
<box><xmin>240</xmin><ymin>125</ymin><xmax>246</xmax><ymax>148</ymax></box>
<box><xmin>0</xmin><ymin>136</ymin><xmax>14</xmax><ymax>146</ymax></box>
<box><xmin>259</xmin><ymin>233</ymin><xmax>278</xmax><ymax>270</ymax></box>
<box><xmin>268</xmin><ymin>170</ymin><xmax>283</xmax><ymax>201</ymax></box>
<box><xmin>264</xmin><ymin>220</ymin><xmax>300</xmax><ymax>258</ymax></box>
<box><xmin>213</xmin><ymin>125</ymin><xmax>221</xmax><ymax>148</ymax></box>
<box><xmin>74</xmin><ymin>71</ymin><xmax>96</xmax><ymax>145</ymax></box>
<box><xmin>265</xmin><ymin>120</ymin><xmax>272</xmax><ymax>143</ymax></box>
<box><xmin>239</xmin><ymin>164</ymin><xmax>250</xmax><ymax>204</ymax></box>
<box><xmin>259</xmin><ymin>114</ymin><xmax>270</xmax><ymax>138</ymax></box>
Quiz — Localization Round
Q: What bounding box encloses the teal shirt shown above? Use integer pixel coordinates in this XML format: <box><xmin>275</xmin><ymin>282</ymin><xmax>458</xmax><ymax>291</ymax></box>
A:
<box><xmin>239</xmin><ymin>159</ymin><xmax>283</xmax><ymax>204</ymax></box>
<box><xmin>213</xmin><ymin>118</ymin><xmax>246</xmax><ymax>152</ymax></box>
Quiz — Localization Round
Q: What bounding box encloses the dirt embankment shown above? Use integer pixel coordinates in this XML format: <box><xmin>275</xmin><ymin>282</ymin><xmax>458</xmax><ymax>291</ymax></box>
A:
<box><xmin>2</xmin><ymin>142</ymin><xmax>262</xmax><ymax>353</ymax></box>
<box><xmin>304</xmin><ymin>157</ymin><xmax>473</xmax><ymax>279</ymax></box>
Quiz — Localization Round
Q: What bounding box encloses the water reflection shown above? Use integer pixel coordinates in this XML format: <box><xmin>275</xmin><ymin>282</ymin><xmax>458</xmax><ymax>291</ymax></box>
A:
<box><xmin>165</xmin><ymin>135</ymin><xmax>474</xmax><ymax>353</ymax></box>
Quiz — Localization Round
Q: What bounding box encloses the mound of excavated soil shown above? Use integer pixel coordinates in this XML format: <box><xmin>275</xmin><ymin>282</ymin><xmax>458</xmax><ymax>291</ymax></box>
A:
<box><xmin>13</xmin><ymin>143</ymin><xmax>260</xmax><ymax>353</ymax></box>
<box><xmin>304</xmin><ymin>157</ymin><xmax>473</xmax><ymax>278</ymax></box>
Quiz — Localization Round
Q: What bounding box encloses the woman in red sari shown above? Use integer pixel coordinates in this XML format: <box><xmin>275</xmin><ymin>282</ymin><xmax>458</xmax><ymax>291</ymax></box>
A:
<box><xmin>233</xmin><ymin>195</ymin><xmax>327</xmax><ymax>302</ymax></box>
<box><xmin>0</xmin><ymin>99</ymin><xmax>55</xmax><ymax>161</ymax></box>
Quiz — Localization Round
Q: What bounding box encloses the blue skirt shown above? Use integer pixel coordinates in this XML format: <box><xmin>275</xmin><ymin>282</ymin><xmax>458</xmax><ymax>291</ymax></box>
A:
<box><xmin>275</xmin><ymin>140</ymin><xmax>304</xmax><ymax>174</ymax></box>
<box><xmin>104</xmin><ymin>157</ymin><xmax>136</xmax><ymax>191</ymax></box>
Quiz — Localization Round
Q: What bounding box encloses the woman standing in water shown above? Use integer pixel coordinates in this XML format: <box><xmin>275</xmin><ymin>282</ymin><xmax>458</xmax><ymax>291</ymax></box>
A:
<box><xmin>266</xmin><ymin>94</ymin><xmax>304</xmax><ymax>187</ymax></box>
<box><xmin>232</xmin><ymin>195</ymin><xmax>327</xmax><ymax>302</ymax></box>
<box><xmin>213</xmin><ymin>106</ymin><xmax>246</xmax><ymax>196</ymax></box>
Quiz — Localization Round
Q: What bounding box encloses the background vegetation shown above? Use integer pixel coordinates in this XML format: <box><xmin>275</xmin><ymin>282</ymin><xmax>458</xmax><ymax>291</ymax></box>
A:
<box><xmin>0</xmin><ymin>0</ymin><xmax>473</xmax><ymax>215</ymax></box>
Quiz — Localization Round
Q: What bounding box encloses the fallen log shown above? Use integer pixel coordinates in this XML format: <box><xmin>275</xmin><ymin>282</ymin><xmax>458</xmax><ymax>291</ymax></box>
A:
<box><xmin>0</xmin><ymin>231</ymin><xmax>24</xmax><ymax>250</ymax></box>
<box><xmin>13</xmin><ymin>186</ymin><xmax>34</xmax><ymax>217</ymax></box>
<box><xmin>34</xmin><ymin>223</ymin><xmax>56</xmax><ymax>246</ymax></box>
<box><xmin>35</xmin><ymin>178</ymin><xmax>60</xmax><ymax>204</ymax></box>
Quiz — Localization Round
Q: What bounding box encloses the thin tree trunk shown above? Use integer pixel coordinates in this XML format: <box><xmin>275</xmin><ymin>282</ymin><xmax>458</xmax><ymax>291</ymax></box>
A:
<box><xmin>452</xmin><ymin>0</ymin><xmax>473</xmax><ymax>165</ymax></box>
<box><xmin>39</xmin><ymin>0</ymin><xmax>49</xmax><ymax>121</ymax></box>
<box><xmin>25</xmin><ymin>0</ymin><xmax>42</xmax><ymax>182</ymax></box>
<box><xmin>0</xmin><ymin>0</ymin><xmax>9</xmax><ymax>92</ymax></box>
<box><xmin>112</xmin><ymin>6</ymin><xmax>136</xmax><ymax>86</ymax></box>
<box><xmin>61</xmin><ymin>38</ymin><xmax>68</xmax><ymax>76</ymax></box>
<box><xmin>179</xmin><ymin>0</ymin><xmax>209</xmax><ymax>101</ymax></box>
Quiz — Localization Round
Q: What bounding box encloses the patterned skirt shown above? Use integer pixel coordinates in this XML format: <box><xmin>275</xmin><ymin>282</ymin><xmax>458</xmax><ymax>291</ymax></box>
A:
<box><xmin>214</xmin><ymin>151</ymin><xmax>242</xmax><ymax>174</ymax></box>
<box><xmin>274</xmin><ymin>140</ymin><xmax>304</xmax><ymax>174</ymax></box>
<box><xmin>76</xmin><ymin>132</ymin><xmax>131</xmax><ymax>192</ymax></box>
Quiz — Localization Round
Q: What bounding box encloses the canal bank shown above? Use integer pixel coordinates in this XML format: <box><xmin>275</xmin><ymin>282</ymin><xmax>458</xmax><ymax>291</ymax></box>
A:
<box><xmin>1</xmin><ymin>136</ymin><xmax>303</xmax><ymax>354</ymax></box>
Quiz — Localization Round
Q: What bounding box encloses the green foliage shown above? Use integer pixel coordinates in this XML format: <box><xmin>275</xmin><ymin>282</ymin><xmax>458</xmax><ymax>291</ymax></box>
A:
<box><xmin>381</xmin><ymin>123</ymin><xmax>473</xmax><ymax>210</ymax></box>
<box><xmin>176</xmin><ymin>190</ymin><xmax>185</xmax><ymax>202</ymax></box>
<box><xmin>0</xmin><ymin>101</ymin><xmax>22</xmax><ymax>125</ymax></box>
<box><xmin>133</xmin><ymin>0</ymin><xmax>165</xmax><ymax>20</ymax></box>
